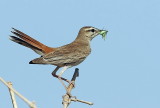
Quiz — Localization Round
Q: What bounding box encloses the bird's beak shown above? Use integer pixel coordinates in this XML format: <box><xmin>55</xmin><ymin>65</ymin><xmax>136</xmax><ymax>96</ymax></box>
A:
<box><xmin>99</xmin><ymin>30</ymin><xmax>108</xmax><ymax>40</ymax></box>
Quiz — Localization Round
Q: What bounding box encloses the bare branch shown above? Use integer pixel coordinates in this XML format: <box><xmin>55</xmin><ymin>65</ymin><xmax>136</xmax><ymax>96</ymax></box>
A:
<box><xmin>62</xmin><ymin>68</ymin><xmax>79</xmax><ymax>108</ymax></box>
<box><xmin>62</xmin><ymin>68</ymin><xmax>93</xmax><ymax>108</ymax></box>
<box><xmin>71</xmin><ymin>98</ymin><xmax>93</xmax><ymax>105</ymax></box>
<box><xmin>0</xmin><ymin>77</ymin><xmax>37</xmax><ymax>108</ymax></box>
<box><xmin>7</xmin><ymin>82</ymin><xmax>18</xmax><ymax>108</ymax></box>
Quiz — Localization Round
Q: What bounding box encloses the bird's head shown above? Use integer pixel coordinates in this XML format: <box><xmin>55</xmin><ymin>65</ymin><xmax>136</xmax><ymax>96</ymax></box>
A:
<box><xmin>76</xmin><ymin>26</ymin><xmax>108</xmax><ymax>41</ymax></box>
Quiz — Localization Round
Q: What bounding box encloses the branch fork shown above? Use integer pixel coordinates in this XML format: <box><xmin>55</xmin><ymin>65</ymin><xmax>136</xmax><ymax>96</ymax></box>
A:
<box><xmin>0</xmin><ymin>77</ymin><xmax>37</xmax><ymax>108</ymax></box>
<box><xmin>60</xmin><ymin>68</ymin><xmax>94</xmax><ymax>108</ymax></box>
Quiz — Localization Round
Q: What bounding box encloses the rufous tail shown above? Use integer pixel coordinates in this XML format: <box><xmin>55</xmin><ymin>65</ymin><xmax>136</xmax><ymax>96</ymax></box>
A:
<box><xmin>10</xmin><ymin>28</ymin><xmax>55</xmax><ymax>55</ymax></box>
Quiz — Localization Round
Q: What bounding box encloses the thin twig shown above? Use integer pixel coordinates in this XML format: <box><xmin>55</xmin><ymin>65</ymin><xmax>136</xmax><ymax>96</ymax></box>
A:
<box><xmin>62</xmin><ymin>68</ymin><xmax>79</xmax><ymax>108</ymax></box>
<box><xmin>0</xmin><ymin>77</ymin><xmax>37</xmax><ymax>108</ymax></box>
<box><xmin>7</xmin><ymin>82</ymin><xmax>18</xmax><ymax>108</ymax></box>
<box><xmin>62</xmin><ymin>68</ymin><xmax>93</xmax><ymax>107</ymax></box>
<box><xmin>71</xmin><ymin>98</ymin><xmax>93</xmax><ymax>105</ymax></box>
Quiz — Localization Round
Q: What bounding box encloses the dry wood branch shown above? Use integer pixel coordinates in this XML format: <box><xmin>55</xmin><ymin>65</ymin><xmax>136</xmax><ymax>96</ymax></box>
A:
<box><xmin>0</xmin><ymin>77</ymin><xmax>37</xmax><ymax>108</ymax></box>
<box><xmin>62</xmin><ymin>68</ymin><xmax>93</xmax><ymax>108</ymax></box>
<box><xmin>7</xmin><ymin>82</ymin><xmax>18</xmax><ymax>108</ymax></box>
<box><xmin>62</xmin><ymin>69</ymin><xmax>79</xmax><ymax>108</ymax></box>
<box><xmin>71</xmin><ymin>98</ymin><xmax>93</xmax><ymax>105</ymax></box>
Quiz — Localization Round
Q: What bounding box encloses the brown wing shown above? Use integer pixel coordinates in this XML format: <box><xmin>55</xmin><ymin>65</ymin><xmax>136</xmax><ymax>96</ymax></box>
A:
<box><xmin>29</xmin><ymin>42</ymin><xmax>91</xmax><ymax>67</ymax></box>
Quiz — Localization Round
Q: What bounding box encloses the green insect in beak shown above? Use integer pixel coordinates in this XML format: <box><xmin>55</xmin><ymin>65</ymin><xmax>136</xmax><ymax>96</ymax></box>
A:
<box><xmin>99</xmin><ymin>30</ymin><xmax>108</xmax><ymax>40</ymax></box>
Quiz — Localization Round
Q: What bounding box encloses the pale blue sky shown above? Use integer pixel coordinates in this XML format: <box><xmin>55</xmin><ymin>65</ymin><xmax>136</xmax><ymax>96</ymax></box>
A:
<box><xmin>1</xmin><ymin>0</ymin><xmax>160</xmax><ymax>108</ymax></box>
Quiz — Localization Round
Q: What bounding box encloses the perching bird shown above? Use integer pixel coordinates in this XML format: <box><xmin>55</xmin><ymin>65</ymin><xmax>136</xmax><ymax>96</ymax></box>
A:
<box><xmin>10</xmin><ymin>26</ymin><xmax>108</xmax><ymax>82</ymax></box>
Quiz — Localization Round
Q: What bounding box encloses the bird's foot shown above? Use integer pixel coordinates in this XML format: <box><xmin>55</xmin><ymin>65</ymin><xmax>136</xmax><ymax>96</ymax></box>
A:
<box><xmin>52</xmin><ymin>73</ymin><xmax>70</xmax><ymax>83</ymax></box>
<box><xmin>68</xmin><ymin>81</ymin><xmax>75</xmax><ymax>88</ymax></box>
<box><xmin>57</xmin><ymin>76</ymin><xmax>69</xmax><ymax>91</ymax></box>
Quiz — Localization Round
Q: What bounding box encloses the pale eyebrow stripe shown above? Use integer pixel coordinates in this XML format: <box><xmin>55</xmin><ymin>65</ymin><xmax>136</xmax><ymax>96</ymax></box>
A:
<box><xmin>85</xmin><ymin>27</ymin><xmax>95</xmax><ymax>31</ymax></box>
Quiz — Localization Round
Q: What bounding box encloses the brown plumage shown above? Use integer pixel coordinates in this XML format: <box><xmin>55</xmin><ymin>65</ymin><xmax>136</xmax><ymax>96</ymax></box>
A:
<box><xmin>10</xmin><ymin>26</ymin><xmax>107</xmax><ymax>82</ymax></box>
<box><xmin>10</xmin><ymin>28</ymin><xmax>55</xmax><ymax>55</ymax></box>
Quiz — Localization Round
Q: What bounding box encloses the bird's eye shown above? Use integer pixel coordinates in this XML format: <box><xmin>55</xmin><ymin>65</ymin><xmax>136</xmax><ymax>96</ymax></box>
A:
<box><xmin>90</xmin><ymin>29</ymin><xmax>95</xmax><ymax>32</ymax></box>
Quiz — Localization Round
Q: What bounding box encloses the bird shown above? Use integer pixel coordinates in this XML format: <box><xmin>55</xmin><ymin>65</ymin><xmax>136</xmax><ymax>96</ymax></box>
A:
<box><xmin>10</xmin><ymin>26</ymin><xmax>108</xmax><ymax>83</ymax></box>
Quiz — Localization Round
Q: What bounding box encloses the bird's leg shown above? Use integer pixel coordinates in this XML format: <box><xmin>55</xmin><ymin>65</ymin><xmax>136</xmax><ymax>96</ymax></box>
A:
<box><xmin>58</xmin><ymin>66</ymin><xmax>69</xmax><ymax>77</ymax></box>
<box><xmin>52</xmin><ymin>66</ymin><xmax>70</xmax><ymax>83</ymax></box>
<box><xmin>57</xmin><ymin>66</ymin><xmax>70</xmax><ymax>91</ymax></box>
<box><xmin>52</xmin><ymin>66</ymin><xmax>60</xmax><ymax>75</ymax></box>
<box><xmin>52</xmin><ymin>66</ymin><xmax>75</xmax><ymax>94</ymax></box>
<box><xmin>58</xmin><ymin>66</ymin><xmax>76</xmax><ymax>90</ymax></box>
